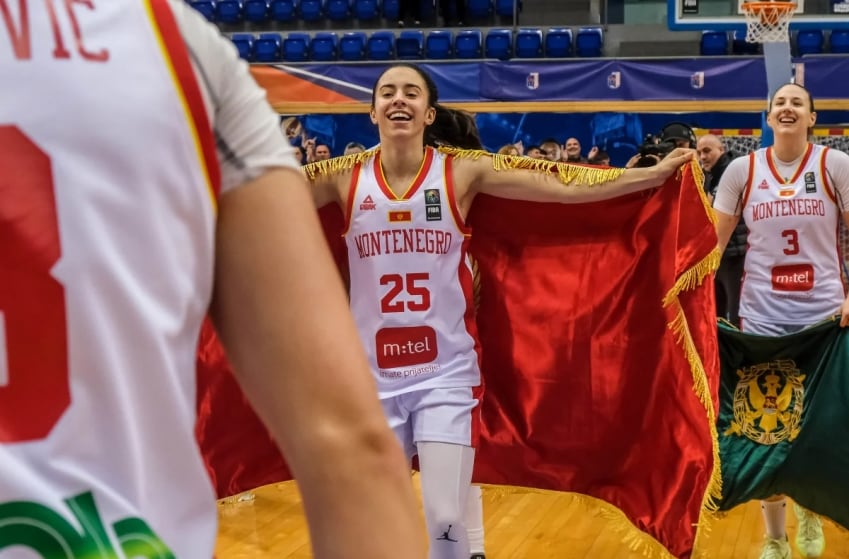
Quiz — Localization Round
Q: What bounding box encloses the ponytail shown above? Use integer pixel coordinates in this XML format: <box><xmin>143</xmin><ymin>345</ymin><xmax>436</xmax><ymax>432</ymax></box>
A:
<box><xmin>425</xmin><ymin>105</ymin><xmax>483</xmax><ymax>150</ymax></box>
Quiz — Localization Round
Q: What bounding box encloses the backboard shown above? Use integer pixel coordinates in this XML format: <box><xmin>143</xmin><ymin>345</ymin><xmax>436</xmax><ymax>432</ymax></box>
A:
<box><xmin>668</xmin><ymin>0</ymin><xmax>849</xmax><ymax>31</ymax></box>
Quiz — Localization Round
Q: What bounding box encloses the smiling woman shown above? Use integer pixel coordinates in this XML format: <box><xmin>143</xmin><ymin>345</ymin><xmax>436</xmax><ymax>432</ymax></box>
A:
<box><xmin>301</xmin><ymin>62</ymin><xmax>694</xmax><ymax>559</ymax></box>
<box><xmin>712</xmin><ymin>82</ymin><xmax>849</xmax><ymax>559</ymax></box>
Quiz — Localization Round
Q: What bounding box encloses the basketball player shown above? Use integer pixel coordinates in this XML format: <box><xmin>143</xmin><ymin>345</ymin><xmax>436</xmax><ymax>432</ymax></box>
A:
<box><xmin>0</xmin><ymin>3</ymin><xmax>424</xmax><ymax>558</ymax></box>
<box><xmin>713</xmin><ymin>82</ymin><xmax>849</xmax><ymax>559</ymax></box>
<box><xmin>304</xmin><ymin>63</ymin><xmax>694</xmax><ymax>559</ymax></box>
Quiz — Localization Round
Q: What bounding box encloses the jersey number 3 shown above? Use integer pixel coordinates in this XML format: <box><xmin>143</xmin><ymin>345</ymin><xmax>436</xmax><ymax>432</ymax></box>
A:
<box><xmin>0</xmin><ymin>126</ymin><xmax>70</xmax><ymax>443</ymax></box>
<box><xmin>781</xmin><ymin>229</ymin><xmax>800</xmax><ymax>255</ymax></box>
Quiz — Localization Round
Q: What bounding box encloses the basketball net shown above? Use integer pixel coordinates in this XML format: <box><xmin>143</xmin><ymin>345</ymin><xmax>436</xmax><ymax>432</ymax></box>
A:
<box><xmin>741</xmin><ymin>1</ymin><xmax>797</xmax><ymax>43</ymax></box>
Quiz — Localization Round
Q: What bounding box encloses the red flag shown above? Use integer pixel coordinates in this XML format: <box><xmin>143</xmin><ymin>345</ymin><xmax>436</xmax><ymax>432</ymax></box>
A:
<box><xmin>195</xmin><ymin>163</ymin><xmax>719</xmax><ymax>558</ymax></box>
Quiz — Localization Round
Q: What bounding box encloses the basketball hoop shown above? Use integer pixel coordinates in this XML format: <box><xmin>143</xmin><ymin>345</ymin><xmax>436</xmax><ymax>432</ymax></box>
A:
<box><xmin>741</xmin><ymin>1</ymin><xmax>797</xmax><ymax>43</ymax></box>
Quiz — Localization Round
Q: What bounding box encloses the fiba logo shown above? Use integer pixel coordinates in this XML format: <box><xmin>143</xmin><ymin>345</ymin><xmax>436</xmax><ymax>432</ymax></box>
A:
<box><xmin>691</xmin><ymin>71</ymin><xmax>705</xmax><ymax>89</ymax></box>
<box><xmin>607</xmin><ymin>71</ymin><xmax>621</xmax><ymax>89</ymax></box>
<box><xmin>526</xmin><ymin>72</ymin><xmax>540</xmax><ymax>90</ymax></box>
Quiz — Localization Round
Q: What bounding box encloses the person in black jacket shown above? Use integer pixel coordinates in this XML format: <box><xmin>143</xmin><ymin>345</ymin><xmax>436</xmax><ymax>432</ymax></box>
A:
<box><xmin>698</xmin><ymin>133</ymin><xmax>746</xmax><ymax>326</ymax></box>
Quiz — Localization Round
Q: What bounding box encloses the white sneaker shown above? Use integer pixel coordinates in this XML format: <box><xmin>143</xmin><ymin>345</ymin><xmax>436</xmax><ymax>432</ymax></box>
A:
<box><xmin>759</xmin><ymin>535</ymin><xmax>791</xmax><ymax>559</ymax></box>
<box><xmin>794</xmin><ymin>503</ymin><xmax>825</xmax><ymax>558</ymax></box>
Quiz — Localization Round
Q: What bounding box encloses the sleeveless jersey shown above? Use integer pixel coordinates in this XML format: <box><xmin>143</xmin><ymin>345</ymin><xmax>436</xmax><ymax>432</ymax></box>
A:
<box><xmin>739</xmin><ymin>143</ymin><xmax>844</xmax><ymax>325</ymax></box>
<box><xmin>344</xmin><ymin>148</ymin><xmax>481</xmax><ymax>398</ymax></box>
<box><xmin>1</xmin><ymin>2</ymin><xmax>223</xmax><ymax>556</ymax></box>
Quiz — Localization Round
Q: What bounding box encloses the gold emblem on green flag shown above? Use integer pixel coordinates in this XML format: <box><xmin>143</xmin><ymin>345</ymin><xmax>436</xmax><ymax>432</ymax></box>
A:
<box><xmin>724</xmin><ymin>360</ymin><xmax>805</xmax><ymax>445</ymax></box>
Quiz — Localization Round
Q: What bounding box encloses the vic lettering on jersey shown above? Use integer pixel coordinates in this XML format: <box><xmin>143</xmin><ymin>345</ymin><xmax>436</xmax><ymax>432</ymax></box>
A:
<box><xmin>750</xmin><ymin>198</ymin><xmax>827</xmax><ymax>222</ymax></box>
<box><xmin>1</xmin><ymin>0</ymin><xmax>110</xmax><ymax>62</ymax></box>
<box><xmin>353</xmin><ymin>228</ymin><xmax>453</xmax><ymax>259</ymax></box>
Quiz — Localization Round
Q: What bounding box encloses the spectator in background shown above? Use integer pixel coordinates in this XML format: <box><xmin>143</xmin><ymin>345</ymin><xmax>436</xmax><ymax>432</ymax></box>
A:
<box><xmin>295</xmin><ymin>145</ymin><xmax>307</xmax><ymax>164</ymax></box>
<box><xmin>539</xmin><ymin>138</ymin><xmax>562</xmax><ymax>162</ymax></box>
<box><xmin>525</xmin><ymin>145</ymin><xmax>544</xmax><ymax>159</ymax></box>
<box><xmin>588</xmin><ymin>150</ymin><xmax>611</xmax><ymax>166</ymax></box>
<box><xmin>563</xmin><ymin>137</ymin><xmax>588</xmax><ymax>163</ymax></box>
<box><xmin>497</xmin><ymin>144</ymin><xmax>520</xmax><ymax>156</ymax></box>
<box><xmin>281</xmin><ymin>116</ymin><xmax>307</xmax><ymax>148</ymax></box>
<box><xmin>306</xmin><ymin>139</ymin><xmax>332</xmax><ymax>163</ymax></box>
<box><xmin>344</xmin><ymin>142</ymin><xmax>367</xmax><ymax>155</ymax></box>
<box><xmin>698</xmin><ymin>133</ymin><xmax>745</xmax><ymax>326</ymax></box>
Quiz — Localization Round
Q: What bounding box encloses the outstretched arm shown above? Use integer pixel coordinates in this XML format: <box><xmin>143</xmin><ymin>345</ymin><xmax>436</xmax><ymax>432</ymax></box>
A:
<box><xmin>211</xmin><ymin>167</ymin><xmax>424</xmax><ymax>559</ymax></box>
<box><xmin>459</xmin><ymin>148</ymin><xmax>695</xmax><ymax>205</ymax></box>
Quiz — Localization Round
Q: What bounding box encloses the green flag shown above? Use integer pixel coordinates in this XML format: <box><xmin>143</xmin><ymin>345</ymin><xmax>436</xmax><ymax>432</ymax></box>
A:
<box><xmin>717</xmin><ymin>318</ymin><xmax>849</xmax><ymax>529</ymax></box>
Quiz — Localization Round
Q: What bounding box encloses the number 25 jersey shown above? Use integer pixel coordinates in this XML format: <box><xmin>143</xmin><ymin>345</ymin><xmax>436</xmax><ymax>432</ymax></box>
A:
<box><xmin>344</xmin><ymin>147</ymin><xmax>481</xmax><ymax>398</ymax></box>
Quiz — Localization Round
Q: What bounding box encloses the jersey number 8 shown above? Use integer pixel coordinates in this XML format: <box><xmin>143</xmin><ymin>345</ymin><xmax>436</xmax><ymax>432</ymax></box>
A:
<box><xmin>0</xmin><ymin>126</ymin><xmax>71</xmax><ymax>443</ymax></box>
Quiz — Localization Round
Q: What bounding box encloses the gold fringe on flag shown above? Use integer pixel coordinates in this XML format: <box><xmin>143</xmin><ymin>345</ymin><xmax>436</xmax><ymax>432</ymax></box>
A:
<box><xmin>303</xmin><ymin>149</ymin><xmax>377</xmax><ymax>181</ymax></box>
<box><xmin>437</xmin><ymin>146</ymin><xmax>627</xmax><ymax>186</ymax></box>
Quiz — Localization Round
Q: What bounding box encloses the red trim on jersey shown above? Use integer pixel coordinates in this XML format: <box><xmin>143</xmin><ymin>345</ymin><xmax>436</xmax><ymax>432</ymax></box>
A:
<box><xmin>148</xmin><ymin>0</ymin><xmax>221</xmax><ymax>200</ymax></box>
<box><xmin>765</xmin><ymin>143</ymin><xmax>813</xmax><ymax>187</ymax></box>
<box><xmin>740</xmin><ymin>152</ymin><xmax>757</xmax><ymax>209</ymax></box>
<box><xmin>444</xmin><ymin>155</ymin><xmax>471</xmax><ymax>236</ymax></box>
<box><xmin>342</xmin><ymin>162</ymin><xmax>362</xmax><ymax>235</ymax></box>
<box><xmin>374</xmin><ymin>147</ymin><xmax>434</xmax><ymax>201</ymax></box>
<box><xmin>470</xmin><ymin>384</ymin><xmax>483</xmax><ymax>449</ymax></box>
<box><xmin>458</xmin><ymin>238</ymin><xmax>482</xmax><ymax>412</ymax></box>
<box><xmin>820</xmin><ymin>147</ymin><xmax>837</xmax><ymax>205</ymax></box>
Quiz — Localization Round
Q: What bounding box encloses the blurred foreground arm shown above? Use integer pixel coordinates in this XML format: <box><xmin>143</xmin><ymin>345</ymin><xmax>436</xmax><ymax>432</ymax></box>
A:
<box><xmin>210</xmin><ymin>167</ymin><xmax>425</xmax><ymax>559</ymax></box>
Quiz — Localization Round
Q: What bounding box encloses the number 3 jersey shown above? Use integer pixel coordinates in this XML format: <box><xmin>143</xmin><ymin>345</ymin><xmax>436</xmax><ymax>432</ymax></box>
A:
<box><xmin>740</xmin><ymin>143</ymin><xmax>845</xmax><ymax>325</ymax></box>
<box><xmin>344</xmin><ymin>147</ymin><xmax>481</xmax><ymax>398</ymax></box>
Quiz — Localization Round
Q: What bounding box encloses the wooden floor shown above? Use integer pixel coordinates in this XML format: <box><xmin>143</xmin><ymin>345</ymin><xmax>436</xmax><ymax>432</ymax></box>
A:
<box><xmin>216</xmin><ymin>477</ymin><xmax>849</xmax><ymax>558</ymax></box>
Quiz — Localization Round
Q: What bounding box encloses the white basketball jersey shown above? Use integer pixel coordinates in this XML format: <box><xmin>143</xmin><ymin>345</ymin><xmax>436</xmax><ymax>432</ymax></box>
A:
<box><xmin>1</xmin><ymin>2</ymin><xmax>219</xmax><ymax>556</ymax></box>
<box><xmin>345</xmin><ymin>148</ymin><xmax>481</xmax><ymax>398</ymax></box>
<box><xmin>739</xmin><ymin>143</ymin><xmax>844</xmax><ymax>324</ymax></box>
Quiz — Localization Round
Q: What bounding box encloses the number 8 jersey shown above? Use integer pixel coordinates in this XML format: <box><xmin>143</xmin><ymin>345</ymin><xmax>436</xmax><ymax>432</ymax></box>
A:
<box><xmin>344</xmin><ymin>147</ymin><xmax>482</xmax><ymax>398</ymax></box>
<box><xmin>0</xmin><ymin>1</ymin><xmax>298</xmax><ymax>557</ymax></box>
<box><xmin>739</xmin><ymin>143</ymin><xmax>845</xmax><ymax>325</ymax></box>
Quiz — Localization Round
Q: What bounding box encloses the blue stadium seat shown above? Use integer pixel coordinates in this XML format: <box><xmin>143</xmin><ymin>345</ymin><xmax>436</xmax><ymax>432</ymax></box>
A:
<box><xmin>495</xmin><ymin>0</ymin><xmax>521</xmax><ymax>17</ymax></box>
<box><xmin>485</xmin><ymin>29</ymin><xmax>513</xmax><ymax>60</ymax></box>
<box><xmin>514</xmin><ymin>27</ymin><xmax>543</xmax><ymax>58</ymax></box>
<box><xmin>254</xmin><ymin>33</ymin><xmax>283</xmax><ymax>62</ymax></box>
<box><xmin>425</xmin><ymin>30</ymin><xmax>454</xmax><ymax>59</ymax></box>
<box><xmin>545</xmin><ymin>27</ymin><xmax>572</xmax><ymax>57</ymax></box>
<box><xmin>467</xmin><ymin>0</ymin><xmax>492</xmax><ymax>18</ymax></box>
<box><xmin>231</xmin><ymin>33</ymin><xmax>256</xmax><ymax>61</ymax></box>
<box><xmin>339</xmin><ymin>31</ymin><xmax>367</xmax><ymax>60</ymax></box>
<box><xmin>299</xmin><ymin>0</ymin><xmax>324</xmax><ymax>21</ymax></box>
<box><xmin>310</xmin><ymin>32</ymin><xmax>338</xmax><ymax>61</ymax></box>
<box><xmin>189</xmin><ymin>0</ymin><xmax>217</xmax><ymax>21</ymax></box>
<box><xmin>383</xmin><ymin>0</ymin><xmax>400</xmax><ymax>20</ymax></box>
<box><xmin>243</xmin><ymin>0</ymin><xmax>270</xmax><ymax>22</ymax></box>
<box><xmin>216</xmin><ymin>0</ymin><xmax>243</xmax><ymax>23</ymax></box>
<box><xmin>455</xmin><ymin>29</ymin><xmax>483</xmax><ymax>59</ymax></box>
<box><xmin>700</xmin><ymin>30</ymin><xmax>728</xmax><ymax>55</ymax></box>
<box><xmin>397</xmin><ymin>30</ymin><xmax>424</xmax><ymax>59</ymax></box>
<box><xmin>796</xmin><ymin>29</ymin><xmax>824</xmax><ymax>55</ymax></box>
<box><xmin>731</xmin><ymin>30</ymin><xmax>760</xmax><ymax>54</ymax></box>
<box><xmin>270</xmin><ymin>0</ymin><xmax>297</xmax><ymax>22</ymax></box>
<box><xmin>367</xmin><ymin>31</ymin><xmax>395</xmax><ymax>60</ymax></box>
<box><xmin>283</xmin><ymin>32</ymin><xmax>311</xmax><ymax>61</ymax></box>
<box><xmin>353</xmin><ymin>0</ymin><xmax>379</xmax><ymax>21</ymax></box>
<box><xmin>575</xmin><ymin>26</ymin><xmax>603</xmax><ymax>57</ymax></box>
<box><xmin>326</xmin><ymin>0</ymin><xmax>351</xmax><ymax>21</ymax></box>
<box><xmin>831</xmin><ymin>29</ymin><xmax>849</xmax><ymax>53</ymax></box>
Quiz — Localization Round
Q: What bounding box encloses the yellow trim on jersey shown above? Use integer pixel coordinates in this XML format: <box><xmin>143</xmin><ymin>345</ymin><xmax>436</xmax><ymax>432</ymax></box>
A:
<box><xmin>143</xmin><ymin>0</ymin><xmax>217</xmax><ymax>212</ymax></box>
